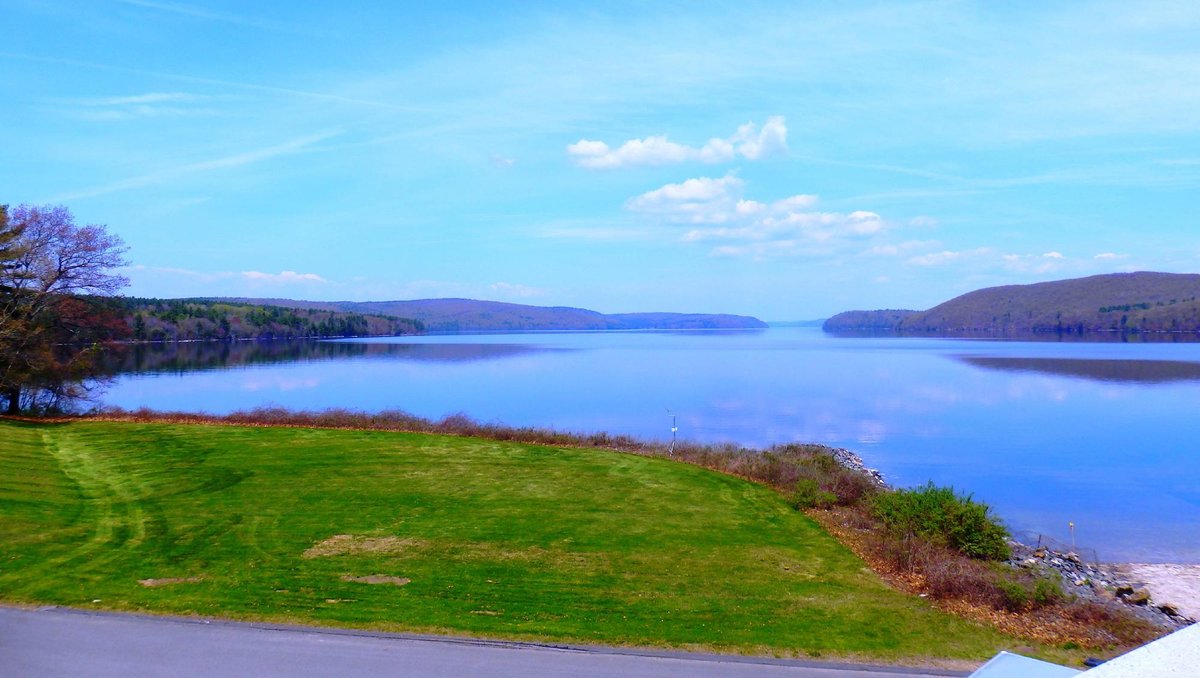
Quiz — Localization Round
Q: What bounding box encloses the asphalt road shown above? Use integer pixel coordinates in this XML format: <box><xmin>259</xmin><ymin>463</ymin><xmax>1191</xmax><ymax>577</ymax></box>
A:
<box><xmin>0</xmin><ymin>606</ymin><xmax>970</xmax><ymax>678</ymax></box>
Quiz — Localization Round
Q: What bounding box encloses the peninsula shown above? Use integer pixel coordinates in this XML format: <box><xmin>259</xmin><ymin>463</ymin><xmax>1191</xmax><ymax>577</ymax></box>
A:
<box><xmin>220</xmin><ymin>297</ymin><xmax>769</xmax><ymax>332</ymax></box>
<box><xmin>824</xmin><ymin>272</ymin><xmax>1200</xmax><ymax>337</ymax></box>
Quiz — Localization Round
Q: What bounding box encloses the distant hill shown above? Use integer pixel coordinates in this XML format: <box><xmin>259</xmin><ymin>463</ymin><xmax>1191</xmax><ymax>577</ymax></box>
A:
<box><xmin>221</xmin><ymin>297</ymin><xmax>768</xmax><ymax>332</ymax></box>
<box><xmin>824</xmin><ymin>272</ymin><xmax>1200</xmax><ymax>336</ymax></box>
<box><xmin>819</xmin><ymin>310</ymin><xmax>918</xmax><ymax>332</ymax></box>
<box><xmin>120</xmin><ymin>298</ymin><xmax>423</xmax><ymax>342</ymax></box>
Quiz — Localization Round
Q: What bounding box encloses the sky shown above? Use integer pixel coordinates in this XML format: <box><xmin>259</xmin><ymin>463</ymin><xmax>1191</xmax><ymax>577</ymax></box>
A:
<box><xmin>4</xmin><ymin>0</ymin><xmax>1200</xmax><ymax>320</ymax></box>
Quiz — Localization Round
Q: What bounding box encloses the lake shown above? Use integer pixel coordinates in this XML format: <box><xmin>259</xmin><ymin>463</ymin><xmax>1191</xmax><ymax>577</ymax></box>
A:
<box><xmin>98</xmin><ymin>328</ymin><xmax>1200</xmax><ymax>564</ymax></box>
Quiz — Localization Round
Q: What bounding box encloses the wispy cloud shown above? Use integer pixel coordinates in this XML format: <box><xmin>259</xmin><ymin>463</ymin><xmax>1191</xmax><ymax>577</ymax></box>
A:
<box><xmin>45</xmin><ymin>91</ymin><xmax>212</xmax><ymax>121</ymax></box>
<box><xmin>129</xmin><ymin>265</ymin><xmax>328</xmax><ymax>285</ymax></box>
<box><xmin>116</xmin><ymin>0</ymin><xmax>320</xmax><ymax>35</ymax></box>
<box><xmin>906</xmin><ymin>248</ymin><xmax>994</xmax><ymax>267</ymax></box>
<box><xmin>568</xmin><ymin>116</ymin><xmax>787</xmax><ymax>169</ymax></box>
<box><xmin>0</xmin><ymin>51</ymin><xmax>437</xmax><ymax>113</ymax></box>
<box><xmin>1000</xmin><ymin>252</ymin><xmax>1069</xmax><ymax>274</ymax></box>
<box><xmin>48</xmin><ymin>131</ymin><xmax>341</xmax><ymax>201</ymax></box>
<box><xmin>536</xmin><ymin>220</ymin><xmax>659</xmax><ymax>242</ymax></box>
<box><xmin>66</xmin><ymin>92</ymin><xmax>201</xmax><ymax>106</ymax></box>
<box><xmin>242</xmin><ymin>270</ymin><xmax>327</xmax><ymax>284</ymax></box>
<box><xmin>904</xmin><ymin>248</ymin><xmax>1080</xmax><ymax>276</ymax></box>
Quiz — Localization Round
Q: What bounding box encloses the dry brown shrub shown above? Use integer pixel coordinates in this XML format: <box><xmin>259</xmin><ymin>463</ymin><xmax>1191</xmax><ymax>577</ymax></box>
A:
<box><xmin>1062</xmin><ymin>600</ymin><xmax>1163</xmax><ymax>646</ymax></box>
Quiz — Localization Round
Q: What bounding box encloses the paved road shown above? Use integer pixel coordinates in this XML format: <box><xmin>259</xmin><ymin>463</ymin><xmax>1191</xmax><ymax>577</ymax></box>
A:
<box><xmin>0</xmin><ymin>606</ymin><xmax>969</xmax><ymax>677</ymax></box>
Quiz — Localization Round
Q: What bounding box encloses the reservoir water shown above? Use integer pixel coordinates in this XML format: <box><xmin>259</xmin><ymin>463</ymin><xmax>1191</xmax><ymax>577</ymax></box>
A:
<box><xmin>99</xmin><ymin>328</ymin><xmax>1200</xmax><ymax>564</ymax></box>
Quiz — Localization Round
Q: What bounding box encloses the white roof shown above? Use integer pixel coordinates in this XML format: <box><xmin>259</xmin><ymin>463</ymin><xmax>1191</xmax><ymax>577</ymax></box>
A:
<box><xmin>967</xmin><ymin>651</ymin><xmax>1081</xmax><ymax>677</ymax></box>
<box><xmin>970</xmin><ymin>623</ymin><xmax>1199</xmax><ymax>678</ymax></box>
<box><xmin>1080</xmin><ymin>623</ymin><xmax>1200</xmax><ymax>677</ymax></box>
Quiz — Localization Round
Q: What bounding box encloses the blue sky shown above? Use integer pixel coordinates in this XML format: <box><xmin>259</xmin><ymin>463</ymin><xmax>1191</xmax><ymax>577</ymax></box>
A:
<box><xmin>4</xmin><ymin>1</ymin><xmax>1200</xmax><ymax>319</ymax></box>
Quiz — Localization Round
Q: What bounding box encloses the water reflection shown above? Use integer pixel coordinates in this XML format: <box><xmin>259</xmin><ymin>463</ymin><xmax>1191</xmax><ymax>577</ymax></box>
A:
<box><xmin>957</xmin><ymin>356</ymin><xmax>1200</xmax><ymax>384</ymax></box>
<box><xmin>103</xmin><ymin>340</ymin><xmax>559</xmax><ymax>375</ymax></box>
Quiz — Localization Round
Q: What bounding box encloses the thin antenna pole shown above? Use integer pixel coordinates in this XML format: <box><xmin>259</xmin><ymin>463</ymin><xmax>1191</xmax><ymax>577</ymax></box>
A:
<box><xmin>666</xmin><ymin>407</ymin><xmax>678</xmax><ymax>456</ymax></box>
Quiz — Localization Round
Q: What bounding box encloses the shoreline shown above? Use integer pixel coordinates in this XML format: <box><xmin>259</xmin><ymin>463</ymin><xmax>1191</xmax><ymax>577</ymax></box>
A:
<box><xmin>831</xmin><ymin>448</ymin><xmax>1196</xmax><ymax>629</ymax></box>
<box><xmin>1112</xmin><ymin>564</ymin><xmax>1200</xmax><ymax>622</ymax></box>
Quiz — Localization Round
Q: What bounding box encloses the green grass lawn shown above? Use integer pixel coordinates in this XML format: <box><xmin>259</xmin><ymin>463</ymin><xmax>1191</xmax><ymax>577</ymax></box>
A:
<box><xmin>0</xmin><ymin>419</ymin><xmax>1014</xmax><ymax>660</ymax></box>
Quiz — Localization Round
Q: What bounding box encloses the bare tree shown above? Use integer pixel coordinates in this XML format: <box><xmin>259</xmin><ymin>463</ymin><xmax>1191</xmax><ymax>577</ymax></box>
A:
<box><xmin>1</xmin><ymin>204</ymin><xmax>128</xmax><ymax>414</ymax></box>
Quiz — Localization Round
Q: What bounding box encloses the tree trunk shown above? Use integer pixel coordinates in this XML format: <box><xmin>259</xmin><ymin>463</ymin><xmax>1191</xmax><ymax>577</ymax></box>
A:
<box><xmin>4</xmin><ymin>386</ymin><xmax>19</xmax><ymax>414</ymax></box>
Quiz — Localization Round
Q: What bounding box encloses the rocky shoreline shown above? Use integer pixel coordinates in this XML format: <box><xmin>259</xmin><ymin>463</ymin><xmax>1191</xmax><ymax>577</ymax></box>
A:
<box><xmin>826</xmin><ymin>447</ymin><xmax>887</xmax><ymax>487</ymax></box>
<box><xmin>826</xmin><ymin>446</ymin><xmax>1195</xmax><ymax>630</ymax></box>
<box><xmin>1009</xmin><ymin>541</ymin><xmax>1194</xmax><ymax>629</ymax></box>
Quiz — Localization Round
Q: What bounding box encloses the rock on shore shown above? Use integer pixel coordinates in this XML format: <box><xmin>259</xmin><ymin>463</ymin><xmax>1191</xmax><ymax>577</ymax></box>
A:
<box><xmin>1009</xmin><ymin>541</ymin><xmax>1196</xmax><ymax>629</ymax></box>
<box><xmin>1113</xmin><ymin>564</ymin><xmax>1200</xmax><ymax>622</ymax></box>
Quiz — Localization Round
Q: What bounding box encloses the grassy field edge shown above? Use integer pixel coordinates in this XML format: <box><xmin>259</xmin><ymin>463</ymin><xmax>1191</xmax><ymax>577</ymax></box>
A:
<box><xmin>0</xmin><ymin>416</ymin><xmax>1080</xmax><ymax>665</ymax></box>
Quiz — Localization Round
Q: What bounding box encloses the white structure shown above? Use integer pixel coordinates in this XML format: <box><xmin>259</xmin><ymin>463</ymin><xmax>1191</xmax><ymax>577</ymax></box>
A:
<box><xmin>969</xmin><ymin>623</ymin><xmax>1199</xmax><ymax>677</ymax></box>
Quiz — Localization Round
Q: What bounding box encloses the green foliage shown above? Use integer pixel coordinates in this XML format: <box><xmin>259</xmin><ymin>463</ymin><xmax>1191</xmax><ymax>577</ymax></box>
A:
<box><xmin>871</xmin><ymin>483</ymin><xmax>1010</xmax><ymax>561</ymax></box>
<box><xmin>1033</xmin><ymin>573</ymin><xmax>1064</xmax><ymax>606</ymax></box>
<box><xmin>790</xmin><ymin>478</ymin><xmax>837</xmax><ymax>509</ymax></box>
<box><xmin>995</xmin><ymin>577</ymin><xmax>1030</xmax><ymax>611</ymax></box>
<box><xmin>995</xmin><ymin>571</ymin><xmax>1063</xmax><ymax>612</ymax></box>
<box><xmin>1099</xmin><ymin>302</ymin><xmax>1152</xmax><ymax>313</ymax></box>
<box><xmin>116</xmin><ymin>297</ymin><xmax>424</xmax><ymax>341</ymax></box>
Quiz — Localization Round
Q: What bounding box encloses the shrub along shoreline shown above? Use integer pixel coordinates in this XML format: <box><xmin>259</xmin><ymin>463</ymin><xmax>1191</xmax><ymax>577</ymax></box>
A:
<box><xmin>27</xmin><ymin>406</ymin><xmax>1169</xmax><ymax>650</ymax></box>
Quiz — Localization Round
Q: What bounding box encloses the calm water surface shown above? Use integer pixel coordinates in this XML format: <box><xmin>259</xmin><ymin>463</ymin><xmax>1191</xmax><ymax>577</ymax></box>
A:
<box><xmin>100</xmin><ymin>328</ymin><xmax>1200</xmax><ymax>563</ymax></box>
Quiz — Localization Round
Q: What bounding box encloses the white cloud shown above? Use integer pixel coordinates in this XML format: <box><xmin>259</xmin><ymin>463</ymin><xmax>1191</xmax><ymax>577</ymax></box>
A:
<box><xmin>626</xmin><ymin>174</ymin><xmax>745</xmax><ymax>224</ymax></box>
<box><xmin>567</xmin><ymin>116</ymin><xmax>788</xmax><ymax>169</ymax></box>
<box><xmin>242</xmin><ymin>270</ymin><xmax>327</xmax><ymax>284</ymax></box>
<box><xmin>999</xmin><ymin>251</ymin><xmax>1073</xmax><ymax>274</ymax></box>
<box><xmin>731</xmin><ymin>115</ymin><xmax>788</xmax><ymax>160</ymax></box>
<box><xmin>1094</xmin><ymin>252</ymin><xmax>1128</xmax><ymax>260</ymax></box>
<box><xmin>628</xmin><ymin>175</ymin><xmax>891</xmax><ymax>257</ymax></box>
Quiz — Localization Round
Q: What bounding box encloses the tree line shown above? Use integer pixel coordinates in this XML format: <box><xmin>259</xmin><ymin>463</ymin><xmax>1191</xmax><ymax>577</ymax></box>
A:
<box><xmin>121</xmin><ymin>298</ymin><xmax>422</xmax><ymax>342</ymax></box>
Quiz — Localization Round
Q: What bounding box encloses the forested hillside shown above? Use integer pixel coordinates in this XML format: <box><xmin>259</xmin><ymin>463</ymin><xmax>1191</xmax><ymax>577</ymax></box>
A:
<box><xmin>824</xmin><ymin>272</ymin><xmax>1200</xmax><ymax>336</ymax></box>
<box><xmin>119</xmin><ymin>298</ymin><xmax>423</xmax><ymax>342</ymax></box>
<box><xmin>818</xmin><ymin>309</ymin><xmax>918</xmax><ymax>332</ymax></box>
<box><xmin>220</xmin><ymin>297</ymin><xmax>768</xmax><ymax>332</ymax></box>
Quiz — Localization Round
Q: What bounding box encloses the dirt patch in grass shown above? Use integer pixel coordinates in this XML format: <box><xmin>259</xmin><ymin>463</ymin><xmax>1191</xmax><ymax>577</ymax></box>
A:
<box><xmin>303</xmin><ymin>534</ymin><xmax>424</xmax><ymax>558</ymax></box>
<box><xmin>340</xmin><ymin>574</ymin><xmax>411</xmax><ymax>586</ymax></box>
<box><xmin>138</xmin><ymin>576</ymin><xmax>205</xmax><ymax>587</ymax></box>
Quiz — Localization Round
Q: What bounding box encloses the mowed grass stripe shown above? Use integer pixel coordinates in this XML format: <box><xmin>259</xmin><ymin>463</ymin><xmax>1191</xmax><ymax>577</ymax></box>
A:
<box><xmin>0</xmin><ymin>420</ymin><xmax>1011</xmax><ymax>659</ymax></box>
